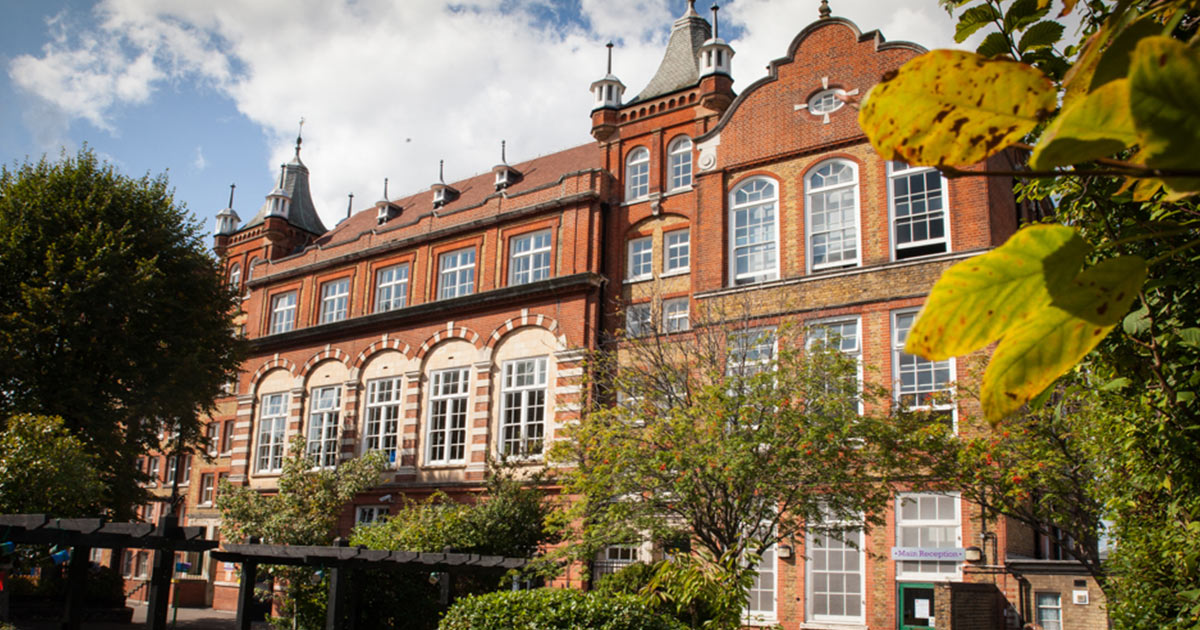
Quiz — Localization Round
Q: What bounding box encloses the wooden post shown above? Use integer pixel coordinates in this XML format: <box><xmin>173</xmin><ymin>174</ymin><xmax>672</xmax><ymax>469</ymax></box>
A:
<box><xmin>236</xmin><ymin>561</ymin><xmax>258</xmax><ymax>630</ymax></box>
<box><xmin>60</xmin><ymin>545</ymin><xmax>89</xmax><ymax>630</ymax></box>
<box><xmin>325</xmin><ymin>565</ymin><xmax>347</xmax><ymax>630</ymax></box>
<box><xmin>145</xmin><ymin>516</ymin><xmax>177</xmax><ymax>630</ymax></box>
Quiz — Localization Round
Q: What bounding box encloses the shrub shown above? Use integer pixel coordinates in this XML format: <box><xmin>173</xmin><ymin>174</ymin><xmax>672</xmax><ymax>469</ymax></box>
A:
<box><xmin>438</xmin><ymin>588</ymin><xmax>687</xmax><ymax>630</ymax></box>
<box><xmin>593</xmin><ymin>561</ymin><xmax>658</xmax><ymax>596</ymax></box>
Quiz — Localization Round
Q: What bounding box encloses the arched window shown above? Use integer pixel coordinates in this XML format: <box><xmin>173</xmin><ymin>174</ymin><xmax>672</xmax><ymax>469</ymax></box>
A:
<box><xmin>729</xmin><ymin>177</ymin><xmax>779</xmax><ymax>286</ymax></box>
<box><xmin>806</xmin><ymin>160</ymin><xmax>860</xmax><ymax>270</ymax></box>
<box><xmin>625</xmin><ymin>147</ymin><xmax>649</xmax><ymax>201</ymax></box>
<box><xmin>228</xmin><ymin>263</ymin><xmax>241</xmax><ymax>290</ymax></box>
<box><xmin>667</xmin><ymin>136</ymin><xmax>693</xmax><ymax>191</ymax></box>
<box><xmin>246</xmin><ymin>257</ymin><xmax>261</xmax><ymax>281</ymax></box>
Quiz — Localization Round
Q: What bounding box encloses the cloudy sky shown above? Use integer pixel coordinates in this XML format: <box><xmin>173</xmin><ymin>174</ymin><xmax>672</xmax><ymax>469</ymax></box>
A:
<box><xmin>2</xmin><ymin>0</ymin><xmax>982</xmax><ymax>233</ymax></box>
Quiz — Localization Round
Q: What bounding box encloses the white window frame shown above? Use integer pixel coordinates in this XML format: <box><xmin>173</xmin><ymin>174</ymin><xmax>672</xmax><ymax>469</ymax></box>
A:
<box><xmin>728</xmin><ymin>327</ymin><xmax>777</xmax><ymax>376</ymax></box>
<box><xmin>664</xmin><ymin>229</ymin><xmax>690</xmax><ymax>274</ymax></box>
<box><xmin>509</xmin><ymin>229</ymin><xmax>552</xmax><ymax>286</ymax></box>
<box><xmin>627</xmin><ymin>236</ymin><xmax>653</xmax><ymax>281</ymax></box>
<box><xmin>356</xmin><ymin>505</ymin><xmax>389</xmax><ymax>525</ymax></box>
<box><xmin>895</xmin><ymin>492</ymin><xmax>963</xmax><ymax>580</ymax></box>
<box><xmin>594</xmin><ymin>544</ymin><xmax>641</xmax><ymax>580</ymax></box>
<box><xmin>744</xmin><ymin>543</ymin><xmax>778</xmax><ymax>625</ymax></box>
<box><xmin>625</xmin><ymin>147</ymin><xmax>650</xmax><ymax>201</ymax></box>
<box><xmin>806</xmin><ymin>159</ymin><xmax>861</xmax><ymax>271</ymax></box>
<box><xmin>147</xmin><ymin>457</ymin><xmax>159</xmax><ymax>487</ymax></box>
<box><xmin>269</xmin><ymin>291</ymin><xmax>297</xmax><ymax>334</ymax></box>
<box><xmin>364</xmin><ymin>376</ymin><xmax>403</xmax><ymax>466</ymax></box>
<box><xmin>180</xmin><ymin>456</ymin><xmax>191</xmax><ymax>485</ymax></box>
<box><xmin>667</xmin><ymin>136</ymin><xmax>693</xmax><ymax>191</ymax></box>
<box><xmin>228</xmin><ymin>263</ymin><xmax>241</xmax><ymax>290</ymax></box>
<box><xmin>307</xmin><ymin>386</ymin><xmax>341</xmax><ymax>469</ymax></box>
<box><xmin>808</xmin><ymin>88</ymin><xmax>847</xmax><ymax>115</ymax></box>
<box><xmin>319</xmin><ymin>278</ymin><xmax>350</xmax><ymax>324</ymax></box>
<box><xmin>199</xmin><ymin>473</ymin><xmax>215</xmax><ymax>506</ymax></box>
<box><xmin>1036</xmin><ymin>592</ymin><xmax>1063</xmax><ymax>630</ymax></box>
<box><xmin>166</xmin><ymin>455</ymin><xmax>178</xmax><ymax>485</ymax></box>
<box><xmin>625</xmin><ymin>303</ymin><xmax>653</xmax><ymax>338</ymax></box>
<box><xmin>427</xmin><ymin>368</ymin><xmax>470</xmax><ymax>465</ymax></box>
<box><xmin>729</xmin><ymin>177</ymin><xmax>780</xmax><ymax>286</ymax></box>
<box><xmin>889</xmin><ymin>161</ymin><xmax>950</xmax><ymax>260</ymax></box>
<box><xmin>806</xmin><ymin>511</ymin><xmax>866</xmax><ymax>624</ymax></box>
<box><xmin>438</xmin><ymin>247</ymin><xmax>476</xmax><ymax>299</ymax></box>
<box><xmin>807</xmin><ymin>316</ymin><xmax>864</xmax><ymax>413</ymax></box>
<box><xmin>256</xmin><ymin>393</ymin><xmax>288</xmax><ymax>473</ymax></box>
<box><xmin>500</xmin><ymin>357</ymin><xmax>548</xmax><ymax>457</ymax></box>
<box><xmin>892</xmin><ymin>309</ymin><xmax>956</xmax><ymax>427</ymax></box>
<box><xmin>663</xmin><ymin>297</ymin><xmax>690</xmax><ymax>333</ymax></box>
<box><xmin>374</xmin><ymin>263</ymin><xmax>409</xmax><ymax>313</ymax></box>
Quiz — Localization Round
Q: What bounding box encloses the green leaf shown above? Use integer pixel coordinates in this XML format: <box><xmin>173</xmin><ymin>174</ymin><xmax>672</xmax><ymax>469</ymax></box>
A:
<box><xmin>977</xmin><ymin>32</ymin><xmax>1012</xmax><ymax>57</ymax></box>
<box><xmin>1090</xmin><ymin>17</ymin><xmax>1163</xmax><ymax>90</ymax></box>
<box><xmin>1004</xmin><ymin>0</ymin><xmax>1050</xmax><ymax>31</ymax></box>
<box><xmin>906</xmin><ymin>224</ymin><xmax>1087</xmax><ymax>361</ymax></box>
<box><xmin>1101</xmin><ymin>377</ymin><xmax>1132</xmax><ymax>391</ymax></box>
<box><xmin>1179</xmin><ymin>328</ymin><xmax>1200</xmax><ymax>348</ymax></box>
<box><xmin>1018</xmin><ymin>20</ymin><xmax>1065</xmax><ymax>53</ymax></box>
<box><xmin>1030</xmin><ymin>79</ymin><xmax>1138</xmax><ymax>170</ymax></box>
<box><xmin>1129</xmin><ymin>36</ymin><xmax>1200</xmax><ymax>195</ymax></box>
<box><xmin>1123</xmin><ymin>304</ymin><xmax>1150</xmax><ymax>335</ymax></box>
<box><xmin>982</xmin><ymin>254</ymin><xmax>1147</xmax><ymax>420</ymax></box>
<box><xmin>859</xmin><ymin>50</ymin><xmax>1056</xmax><ymax>167</ymax></box>
<box><xmin>955</xmin><ymin>4</ymin><xmax>1002</xmax><ymax>43</ymax></box>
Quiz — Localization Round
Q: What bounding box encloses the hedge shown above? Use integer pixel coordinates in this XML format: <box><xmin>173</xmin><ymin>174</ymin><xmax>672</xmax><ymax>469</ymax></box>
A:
<box><xmin>438</xmin><ymin>588</ymin><xmax>688</xmax><ymax>630</ymax></box>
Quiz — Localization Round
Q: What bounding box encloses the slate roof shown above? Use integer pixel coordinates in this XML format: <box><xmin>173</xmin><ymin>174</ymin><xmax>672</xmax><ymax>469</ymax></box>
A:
<box><xmin>240</xmin><ymin>152</ymin><xmax>328</xmax><ymax>236</ymax></box>
<box><xmin>632</xmin><ymin>2</ymin><xmax>711</xmax><ymax>103</ymax></box>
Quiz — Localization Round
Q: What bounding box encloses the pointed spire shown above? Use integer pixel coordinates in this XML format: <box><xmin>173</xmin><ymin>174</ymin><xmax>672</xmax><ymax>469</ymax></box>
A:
<box><xmin>215</xmin><ymin>183</ymin><xmax>241</xmax><ymax>235</ymax></box>
<box><xmin>819</xmin><ymin>0</ymin><xmax>831</xmax><ymax>19</ymax></box>
<box><xmin>295</xmin><ymin>117</ymin><xmax>305</xmax><ymax>159</ymax></box>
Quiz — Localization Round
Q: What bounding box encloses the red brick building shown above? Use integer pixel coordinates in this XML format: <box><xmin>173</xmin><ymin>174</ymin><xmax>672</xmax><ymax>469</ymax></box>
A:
<box><xmin>126</xmin><ymin>3</ymin><xmax>1104</xmax><ymax>629</ymax></box>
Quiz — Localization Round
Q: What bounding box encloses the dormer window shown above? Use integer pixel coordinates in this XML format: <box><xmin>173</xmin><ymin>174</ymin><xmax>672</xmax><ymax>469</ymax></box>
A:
<box><xmin>432</xmin><ymin>184</ymin><xmax>459</xmax><ymax>209</ymax></box>
<box><xmin>493</xmin><ymin>165</ymin><xmax>523</xmax><ymax>191</ymax></box>
<box><xmin>377</xmin><ymin>201</ymin><xmax>401</xmax><ymax>225</ymax></box>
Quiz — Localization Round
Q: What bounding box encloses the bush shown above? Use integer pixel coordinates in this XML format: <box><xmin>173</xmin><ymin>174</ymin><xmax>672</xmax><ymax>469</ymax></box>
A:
<box><xmin>594</xmin><ymin>561</ymin><xmax>658</xmax><ymax>596</ymax></box>
<box><xmin>438</xmin><ymin>588</ymin><xmax>687</xmax><ymax>630</ymax></box>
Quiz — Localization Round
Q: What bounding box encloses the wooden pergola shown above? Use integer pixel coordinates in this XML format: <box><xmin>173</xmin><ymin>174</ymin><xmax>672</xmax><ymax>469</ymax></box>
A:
<box><xmin>211</xmin><ymin>541</ymin><xmax>527</xmax><ymax>630</ymax></box>
<box><xmin>0</xmin><ymin>513</ymin><xmax>216</xmax><ymax>630</ymax></box>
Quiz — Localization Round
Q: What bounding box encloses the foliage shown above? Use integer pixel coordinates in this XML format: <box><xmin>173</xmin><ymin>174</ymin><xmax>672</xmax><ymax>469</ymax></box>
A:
<box><xmin>217</xmin><ymin>436</ymin><xmax>386</xmax><ymax>630</ymax></box>
<box><xmin>0</xmin><ymin>414</ymin><xmax>106</xmax><ymax>516</ymax></box>
<box><xmin>552</xmin><ymin>297</ymin><xmax>952</xmax><ymax>612</ymax></box>
<box><xmin>864</xmin><ymin>0</ymin><xmax>1200</xmax><ymax>626</ymax></box>
<box><xmin>0</xmin><ymin>148</ymin><xmax>242</xmax><ymax>517</ymax></box>
<box><xmin>438</xmin><ymin>588</ymin><xmax>688</xmax><ymax>630</ymax></box>
<box><xmin>639</xmin><ymin>549</ymin><xmax>756</xmax><ymax>630</ymax></box>
<box><xmin>593</xmin><ymin>561</ymin><xmax>658</xmax><ymax>597</ymax></box>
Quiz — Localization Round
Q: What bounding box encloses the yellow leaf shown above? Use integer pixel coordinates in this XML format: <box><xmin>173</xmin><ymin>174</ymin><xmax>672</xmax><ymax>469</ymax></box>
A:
<box><xmin>982</xmin><ymin>255</ymin><xmax>1147</xmax><ymax>421</ymax></box>
<box><xmin>1129</xmin><ymin>36</ymin><xmax>1200</xmax><ymax>195</ymax></box>
<box><xmin>859</xmin><ymin>50</ymin><xmax>1056</xmax><ymax>167</ymax></box>
<box><xmin>1030</xmin><ymin>79</ymin><xmax>1137</xmax><ymax>170</ymax></box>
<box><xmin>905</xmin><ymin>225</ymin><xmax>1086</xmax><ymax>361</ymax></box>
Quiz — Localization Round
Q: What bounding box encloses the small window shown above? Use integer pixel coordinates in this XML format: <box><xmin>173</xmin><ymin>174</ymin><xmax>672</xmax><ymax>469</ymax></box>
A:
<box><xmin>199</xmin><ymin>473</ymin><xmax>215</xmax><ymax>505</ymax></box>
<box><xmin>166</xmin><ymin>455</ymin><xmax>178</xmax><ymax>485</ymax></box>
<box><xmin>627</xmin><ymin>236</ymin><xmax>653</xmax><ymax>281</ymax></box>
<box><xmin>893</xmin><ymin>310</ymin><xmax>954</xmax><ymax>422</ymax></box>
<box><xmin>664</xmin><ymin>229</ymin><xmax>690</xmax><ymax>273</ymax></box>
<box><xmin>206</xmin><ymin>423</ymin><xmax>219</xmax><ymax>455</ymax></box>
<box><xmin>320</xmin><ymin>278</ymin><xmax>350</xmax><ymax>324</ymax></box>
<box><xmin>147</xmin><ymin>457</ymin><xmax>160</xmax><ymax>486</ymax></box>
<box><xmin>438</xmin><ymin>247</ymin><xmax>476</xmax><ymax>299</ymax></box>
<box><xmin>808</xmin><ymin>89</ymin><xmax>846</xmax><ymax>115</ymax></box>
<box><xmin>625</xmin><ymin>303</ymin><xmax>653</xmax><ymax>337</ymax></box>
<box><xmin>509</xmin><ymin>230</ymin><xmax>552</xmax><ymax>285</ymax></box>
<box><xmin>356</xmin><ymin>505</ymin><xmax>389</xmax><ymax>525</ymax></box>
<box><xmin>375</xmin><ymin>263</ymin><xmax>409</xmax><ymax>312</ymax></box>
<box><xmin>1036</xmin><ymin>592</ymin><xmax>1063</xmax><ymax>630</ymax></box>
<box><xmin>269</xmin><ymin>291</ymin><xmax>297</xmax><ymax>334</ymax></box>
<box><xmin>663</xmin><ymin>298</ymin><xmax>690</xmax><ymax>332</ymax></box>
<box><xmin>594</xmin><ymin>544</ymin><xmax>639</xmax><ymax>580</ymax></box>
<box><xmin>890</xmin><ymin>162</ymin><xmax>948</xmax><ymax>260</ymax></box>
<box><xmin>228</xmin><ymin>264</ymin><xmax>241</xmax><ymax>290</ymax></box>
<box><xmin>625</xmin><ymin>147</ymin><xmax>649</xmax><ymax>201</ymax></box>
<box><xmin>807</xmin><ymin>160</ymin><xmax>860</xmax><ymax>270</ymax></box>
<box><xmin>220</xmin><ymin>420</ymin><xmax>234</xmax><ymax>455</ymax></box>
<box><xmin>364</xmin><ymin>377</ymin><xmax>403</xmax><ymax>466</ymax></box>
<box><xmin>668</xmin><ymin>136</ymin><xmax>693</xmax><ymax>191</ymax></box>
<box><xmin>428</xmin><ymin>368</ymin><xmax>470</xmax><ymax>464</ymax></box>
<box><xmin>501</xmin><ymin>357</ymin><xmax>549</xmax><ymax>457</ymax></box>
<box><xmin>307</xmin><ymin>386</ymin><xmax>341</xmax><ymax>468</ymax></box>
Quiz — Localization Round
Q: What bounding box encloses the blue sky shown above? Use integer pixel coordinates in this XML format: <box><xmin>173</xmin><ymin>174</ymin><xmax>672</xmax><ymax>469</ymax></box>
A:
<box><xmin>1</xmin><ymin>0</ymin><xmax>972</xmax><ymax>236</ymax></box>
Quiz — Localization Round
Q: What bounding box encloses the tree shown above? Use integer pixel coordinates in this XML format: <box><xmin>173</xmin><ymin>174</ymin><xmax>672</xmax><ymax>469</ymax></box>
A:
<box><xmin>856</xmin><ymin>1</ymin><xmax>1200</xmax><ymax>626</ymax></box>
<box><xmin>0</xmin><ymin>148</ymin><xmax>242</xmax><ymax>518</ymax></box>
<box><xmin>217</xmin><ymin>436</ymin><xmax>386</xmax><ymax>629</ymax></box>
<box><xmin>0</xmin><ymin>413</ymin><xmax>106</xmax><ymax>516</ymax></box>
<box><xmin>551</xmin><ymin>298</ymin><xmax>951</xmax><ymax>622</ymax></box>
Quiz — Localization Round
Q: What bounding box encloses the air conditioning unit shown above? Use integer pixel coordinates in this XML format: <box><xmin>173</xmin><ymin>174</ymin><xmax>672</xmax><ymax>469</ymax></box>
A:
<box><xmin>1072</xmin><ymin>590</ymin><xmax>1090</xmax><ymax>605</ymax></box>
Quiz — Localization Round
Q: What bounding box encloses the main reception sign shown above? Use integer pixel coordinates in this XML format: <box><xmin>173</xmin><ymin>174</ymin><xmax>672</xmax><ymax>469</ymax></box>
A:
<box><xmin>891</xmin><ymin>547</ymin><xmax>967</xmax><ymax>561</ymax></box>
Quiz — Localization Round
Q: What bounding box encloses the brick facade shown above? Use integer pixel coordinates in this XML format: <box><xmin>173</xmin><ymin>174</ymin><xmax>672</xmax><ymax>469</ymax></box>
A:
<box><xmin>124</xmin><ymin>6</ymin><xmax>1104</xmax><ymax>627</ymax></box>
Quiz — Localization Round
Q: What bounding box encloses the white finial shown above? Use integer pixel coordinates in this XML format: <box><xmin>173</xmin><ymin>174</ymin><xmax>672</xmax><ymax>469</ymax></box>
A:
<box><xmin>711</xmin><ymin>3</ymin><xmax>720</xmax><ymax>38</ymax></box>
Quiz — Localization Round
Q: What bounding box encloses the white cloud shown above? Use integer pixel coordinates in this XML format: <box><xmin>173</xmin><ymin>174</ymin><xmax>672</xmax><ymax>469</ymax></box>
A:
<box><xmin>193</xmin><ymin>146</ymin><xmax>207</xmax><ymax>171</ymax></box>
<box><xmin>7</xmin><ymin>0</ymin><xmax>997</xmax><ymax>227</ymax></box>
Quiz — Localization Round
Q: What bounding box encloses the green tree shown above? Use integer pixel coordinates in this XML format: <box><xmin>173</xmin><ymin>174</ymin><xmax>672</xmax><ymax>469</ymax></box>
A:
<box><xmin>0</xmin><ymin>148</ymin><xmax>242</xmax><ymax>518</ymax></box>
<box><xmin>856</xmin><ymin>1</ymin><xmax>1200</xmax><ymax>625</ymax></box>
<box><xmin>551</xmin><ymin>299</ymin><xmax>951</xmax><ymax>624</ymax></box>
<box><xmin>217</xmin><ymin>436</ymin><xmax>386</xmax><ymax>629</ymax></box>
<box><xmin>0</xmin><ymin>413</ymin><xmax>106</xmax><ymax>516</ymax></box>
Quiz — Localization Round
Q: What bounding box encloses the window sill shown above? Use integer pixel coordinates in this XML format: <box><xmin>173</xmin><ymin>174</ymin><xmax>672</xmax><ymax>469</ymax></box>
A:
<box><xmin>664</xmin><ymin>186</ymin><xmax>693</xmax><ymax>197</ymax></box>
<box><xmin>811</xmin><ymin>262</ymin><xmax>861</xmax><ymax>274</ymax></box>
<box><xmin>800</xmin><ymin>622</ymin><xmax>868</xmax><ymax>630</ymax></box>
<box><xmin>624</xmin><ymin>276</ymin><xmax>653</xmax><ymax>285</ymax></box>
<box><xmin>423</xmin><ymin>462</ymin><xmax>468</xmax><ymax>469</ymax></box>
<box><xmin>660</xmin><ymin>268</ymin><xmax>690</xmax><ymax>278</ymax></box>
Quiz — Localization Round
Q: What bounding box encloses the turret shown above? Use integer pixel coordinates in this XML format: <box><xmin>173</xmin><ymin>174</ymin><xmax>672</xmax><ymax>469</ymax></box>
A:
<box><xmin>590</xmin><ymin>42</ymin><xmax>625</xmax><ymax>142</ymax></box>
<box><xmin>431</xmin><ymin>160</ymin><xmax>460</xmax><ymax>209</ymax></box>
<box><xmin>376</xmin><ymin>179</ymin><xmax>402</xmax><ymax>224</ymax></box>
<box><xmin>492</xmin><ymin>141</ymin><xmax>524</xmax><ymax>191</ymax></box>
<box><xmin>698</xmin><ymin>4</ymin><xmax>735</xmax><ymax>114</ymax></box>
<box><xmin>213</xmin><ymin>183</ymin><xmax>240</xmax><ymax>256</ymax></box>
